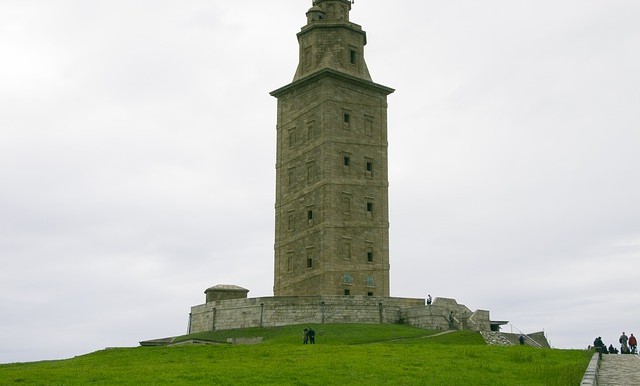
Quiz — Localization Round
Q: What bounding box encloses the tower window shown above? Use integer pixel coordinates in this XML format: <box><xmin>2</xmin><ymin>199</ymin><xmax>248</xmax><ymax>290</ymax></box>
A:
<box><xmin>307</xmin><ymin>120</ymin><xmax>317</xmax><ymax>141</ymax></box>
<box><xmin>288</xmin><ymin>212</ymin><xmax>295</xmax><ymax>231</ymax></box>
<box><xmin>343</xmin><ymin>154</ymin><xmax>351</xmax><ymax>173</ymax></box>
<box><xmin>307</xmin><ymin>256</ymin><xmax>313</xmax><ymax>269</ymax></box>
<box><xmin>350</xmin><ymin>49</ymin><xmax>357</xmax><ymax>64</ymax></box>
<box><xmin>287</xmin><ymin>252</ymin><xmax>294</xmax><ymax>272</ymax></box>
<box><xmin>367</xmin><ymin>202</ymin><xmax>373</xmax><ymax>213</ymax></box>
<box><xmin>343</xmin><ymin>273</ymin><xmax>352</xmax><ymax>284</ymax></box>
<box><xmin>307</xmin><ymin>161</ymin><xmax>317</xmax><ymax>183</ymax></box>
<box><xmin>365</xmin><ymin>116</ymin><xmax>373</xmax><ymax>136</ymax></box>
<box><xmin>288</xmin><ymin>167</ymin><xmax>296</xmax><ymax>188</ymax></box>
<box><xmin>365</xmin><ymin>158</ymin><xmax>373</xmax><ymax>177</ymax></box>
<box><xmin>344</xmin><ymin>289</ymin><xmax>351</xmax><ymax>296</ymax></box>
<box><xmin>342</xmin><ymin>195</ymin><xmax>351</xmax><ymax>215</ymax></box>
<box><xmin>288</xmin><ymin>131</ymin><xmax>296</xmax><ymax>148</ymax></box>
<box><xmin>307</xmin><ymin>210</ymin><xmax>313</xmax><ymax>223</ymax></box>
<box><xmin>343</xmin><ymin>242</ymin><xmax>351</xmax><ymax>260</ymax></box>
<box><xmin>366</xmin><ymin>160</ymin><xmax>373</xmax><ymax>172</ymax></box>
<box><xmin>367</xmin><ymin>276</ymin><xmax>375</xmax><ymax>287</ymax></box>
<box><xmin>343</xmin><ymin>110</ymin><xmax>351</xmax><ymax>130</ymax></box>
<box><xmin>367</xmin><ymin>251</ymin><xmax>373</xmax><ymax>263</ymax></box>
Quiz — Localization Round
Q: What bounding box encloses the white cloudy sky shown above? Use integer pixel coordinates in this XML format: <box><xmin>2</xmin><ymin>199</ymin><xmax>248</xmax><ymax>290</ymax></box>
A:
<box><xmin>1</xmin><ymin>0</ymin><xmax>639</xmax><ymax>363</ymax></box>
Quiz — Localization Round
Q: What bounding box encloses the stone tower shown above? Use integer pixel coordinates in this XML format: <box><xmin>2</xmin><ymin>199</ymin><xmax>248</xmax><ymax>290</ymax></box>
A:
<box><xmin>271</xmin><ymin>0</ymin><xmax>394</xmax><ymax>297</ymax></box>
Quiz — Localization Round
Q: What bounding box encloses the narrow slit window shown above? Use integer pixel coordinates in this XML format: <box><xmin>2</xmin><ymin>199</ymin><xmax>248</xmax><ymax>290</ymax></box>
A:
<box><xmin>288</xmin><ymin>213</ymin><xmax>295</xmax><ymax>231</ymax></box>
<box><xmin>367</xmin><ymin>202</ymin><xmax>373</xmax><ymax>213</ymax></box>
<box><xmin>287</xmin><ymin>255</ymin><xmax>293</xmax><ymax>271</ymax></box>
<box><xmin>288</xmin><ymin>168</ymin><xmax>296</xmax><ymax>188</ymax></box>
<box><xmin>288</xmin><ymin>131</ymin><xmax>296</xmax><ymax>148</ymax></box>
<box><xmin>350</xmin><ymin>49</ymin><xmax>356</xmax><ymax>64</ymax></box>
<box><xmin>367</xmin><ymin>251</ymin><xmax>373</xmax><ymax>263</ymax></box>
<box><xmin>307</xmin><ymin>210</ymin><xmax>313</xmax><ymax>222</ymax></box>
<box><xmin>343</xmin><ymin>242</ymin><xmax>351</xmax><ymax>260</ymax></box>
<box><xmin>343</xmin><ymin>196</ymin><xmax>351</xmax><ymax>214</ymax></box>
<box><xmin>307</xmin><ymin>162</ymin><xmax>317</xmax><ymax>183</ymax></box>
<box><xmin>365</xmin><ymin>117</ymin><xmax>373</xmax><ymax>136</ymax></box>
<box><xmin>343</xmin><ymin>155</ymin><xmax>350</xmax><ymax>166</ymax></box>
<box><xmin>343</xmin><ymin>110</ymin><xmax>351</xmax><ymax>130</ymax></box>
<box><xmin>307</xmin><ymin>121</ymin><xmax>316</xmax><ymax>141</ymax></box>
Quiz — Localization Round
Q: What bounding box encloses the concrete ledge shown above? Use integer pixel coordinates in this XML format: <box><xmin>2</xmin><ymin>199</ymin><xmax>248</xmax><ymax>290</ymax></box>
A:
<box><xmin>168</xmin><ymin>339</ymin><xmax>224</xmax><ymax>346</ymax></box>
<box><xmin>139</xmin><ymin>337</ymin><xmax>175</xmax><ymax>347</ymax></box>
<box><xmin>226</xmin><ymin>337</ymin><xmax>264</xmax><ymax>345</ymax></box>
<box><xmin>580</xmin><ymin>352</ymin><xmax>599</xmax><ymax>385</ymax></box>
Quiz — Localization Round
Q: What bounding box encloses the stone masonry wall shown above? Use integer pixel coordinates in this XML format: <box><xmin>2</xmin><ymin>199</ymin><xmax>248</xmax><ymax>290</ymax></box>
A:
<box><xmin>402</xmin><ymin>297</ymin><xmax>490</xmax><ymax>332</ymax></box>
<box><xmin>189</xmin><ymin>295</ymin><xmax>490</xmax><ymax>334</ymax></box>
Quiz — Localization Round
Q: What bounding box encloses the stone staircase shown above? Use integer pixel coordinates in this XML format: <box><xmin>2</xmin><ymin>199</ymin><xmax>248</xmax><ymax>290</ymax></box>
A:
<box><xmin>480</xmin><ymin>331</ymin><xmax>550</xmax><ymax>348</ymax></box>
<box><xmin>481</xmin><ymin>331</ymin><xmax>515</xmax><ymax>346</ymax></box>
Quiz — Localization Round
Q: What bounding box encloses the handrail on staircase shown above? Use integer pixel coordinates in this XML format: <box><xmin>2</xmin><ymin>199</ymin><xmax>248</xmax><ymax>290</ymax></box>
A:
<box><xmin>509</xmin><ymin>324</ymin><xmax>544</xmax><ymax>348</ymax></box>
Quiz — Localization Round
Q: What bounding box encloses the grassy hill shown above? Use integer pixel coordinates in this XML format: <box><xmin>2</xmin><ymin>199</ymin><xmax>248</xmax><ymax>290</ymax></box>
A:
<box><xmin>0</xmin><ymin>324</ymin><xmax>591</xmax><ymax>385</ymax></box>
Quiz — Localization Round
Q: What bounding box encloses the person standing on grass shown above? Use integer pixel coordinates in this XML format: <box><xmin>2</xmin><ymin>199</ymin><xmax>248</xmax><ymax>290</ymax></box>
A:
<box><xmin>303</xmin><ymin>328</ymin><xmax>309</xmax><ymax>344</ymax></box>
<box><xmin>519</xmin><ymin>335</ymin><xmax>525</xmax><ymax>345</ymax></box>
<box><xmin>308</xmin><ymin>328</ymin><xmax>315</xmax><ymax>344</ymax></box>
<box><xmin>629</xmin><ymin>333</ymin><xmax>637</xmax><ymax>354</ymax></box>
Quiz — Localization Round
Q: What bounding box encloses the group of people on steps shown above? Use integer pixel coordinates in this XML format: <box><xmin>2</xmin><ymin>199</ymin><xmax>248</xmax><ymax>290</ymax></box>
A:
<box><xmin>592</xmin><ymin>332</ymin><xmax>638</xmax><ymax>354</ymax></box>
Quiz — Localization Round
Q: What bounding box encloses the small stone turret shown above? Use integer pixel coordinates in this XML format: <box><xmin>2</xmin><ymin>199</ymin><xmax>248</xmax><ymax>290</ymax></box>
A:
<box><xmin>306</xmin><ymin>6</ymin><xmax>326</xmax><ymax>23</ymax></box>
<box><xmin>204</xmin><ymin>284</ymin><xmax>249</xmax><ymax>303</ymax></box>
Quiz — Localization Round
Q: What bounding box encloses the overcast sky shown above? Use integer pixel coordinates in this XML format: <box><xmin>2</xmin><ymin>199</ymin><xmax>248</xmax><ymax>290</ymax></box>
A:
<box><xmin>1</xmin><ymin>0</ymin><xmax>639</xmax><ymax>363</ymax></box>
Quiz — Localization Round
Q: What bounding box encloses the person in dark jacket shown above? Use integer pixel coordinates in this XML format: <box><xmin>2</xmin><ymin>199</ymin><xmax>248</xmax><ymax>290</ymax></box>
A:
<box><xmin>307</xmin><ymin>328</ymin><xmax>315</xmax><ymax>344</ymax></box>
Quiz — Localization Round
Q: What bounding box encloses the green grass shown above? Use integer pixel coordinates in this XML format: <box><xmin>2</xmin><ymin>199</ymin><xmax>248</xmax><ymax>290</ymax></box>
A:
<box><xmin>0</xmin><ymin>324</ymin><xmax>592</xmax><ymax>385</ymax></box>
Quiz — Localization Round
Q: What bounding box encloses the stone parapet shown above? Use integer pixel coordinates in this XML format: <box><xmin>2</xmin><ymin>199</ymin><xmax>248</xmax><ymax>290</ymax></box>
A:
<box><xmin>580</xmin><ymin>352</ymin><xmax>599</xmax><ymax>385</ymax></box>
<box><xmin>189</xmin><ymin>295</ymin><xmax>490</xmax><ymax>334</ymax></box>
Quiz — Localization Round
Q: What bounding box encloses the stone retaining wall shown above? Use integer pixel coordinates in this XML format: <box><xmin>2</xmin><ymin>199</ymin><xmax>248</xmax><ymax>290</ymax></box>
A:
<box><xmin>580</xmin><ymin>352</ymin><xmax>599</xmax><ymax>385</ymax></box>
<box><xmin>189</xmin><ymin>295</ymin><xmax>491</xmax><ymax>333</ymax></box>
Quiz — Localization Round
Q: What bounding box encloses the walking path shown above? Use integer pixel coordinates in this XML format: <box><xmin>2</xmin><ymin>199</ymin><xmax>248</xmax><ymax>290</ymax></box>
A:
<box><xmin>598</xmin><ymin>355</ymin><xmax>640</xmax><ymax>386</ymax></box>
